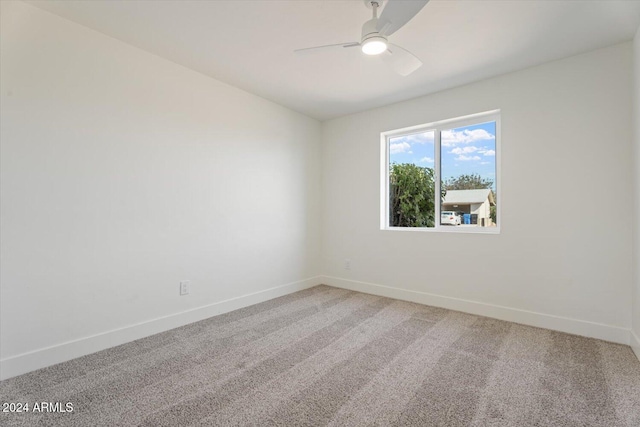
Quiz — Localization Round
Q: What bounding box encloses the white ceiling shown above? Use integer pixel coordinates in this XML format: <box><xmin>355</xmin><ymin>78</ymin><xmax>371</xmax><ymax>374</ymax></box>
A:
<box><xmin>27</xmin><ymin>0</ymin><xmax>640</xmax><ymax>121</ymax></box>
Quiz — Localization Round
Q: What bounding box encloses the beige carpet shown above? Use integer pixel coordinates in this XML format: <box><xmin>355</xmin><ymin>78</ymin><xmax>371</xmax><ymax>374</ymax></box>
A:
<box><xmin>1</xmin><ymin>285</ymin><xmax>639</xmax><ymax>426</ymax></box>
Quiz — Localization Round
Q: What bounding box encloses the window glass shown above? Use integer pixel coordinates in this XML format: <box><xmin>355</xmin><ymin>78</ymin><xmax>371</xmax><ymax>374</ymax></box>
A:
<box><xmin>388</xmin><ymin>131</ymin><xmax>436</xmax><ymax>227</ymax></box>
<box><xmin>441</xmin><ymin>121</ymin><xmax>497</xmax><ymax>227</ymax></box>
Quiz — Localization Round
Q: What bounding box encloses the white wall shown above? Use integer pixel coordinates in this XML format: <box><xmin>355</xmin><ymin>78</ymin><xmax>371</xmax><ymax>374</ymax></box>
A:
<box><xmin>0</xmin><ymin>1</ymin><xmax>321</xmax><ymax>379</ymax></box>
<box><xmin>321</xmin><ymin>42</ymin><xmax>634</xmax><ymax>344</ymax></box>
<box><xmin>632</xmin><ymin>27</ymin><xmax>640</xmax><ymax>359</ymax></box>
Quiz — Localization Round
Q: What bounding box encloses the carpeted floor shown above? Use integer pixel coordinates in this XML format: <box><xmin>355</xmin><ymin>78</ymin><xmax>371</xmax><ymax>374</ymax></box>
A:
<box><xmin>1</xmin><ymin>285</ymin><xmax>639</xmax><ymax>426</ymax></box>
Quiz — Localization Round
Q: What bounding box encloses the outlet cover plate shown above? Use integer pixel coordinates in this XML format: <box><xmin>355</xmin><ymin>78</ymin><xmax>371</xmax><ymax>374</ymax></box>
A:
<box><xmin>180</xmin><ymin>281</ymin><xmax>190</xmax><ymax>296</ymax></box>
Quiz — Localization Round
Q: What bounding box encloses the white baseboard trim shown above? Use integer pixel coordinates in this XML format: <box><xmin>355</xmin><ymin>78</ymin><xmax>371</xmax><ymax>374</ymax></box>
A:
<box><xmin>320</xmin><ymin>276</ymin><xmax>631</xmax><ymax>346</ymax></box>
<box><xmin>631</xmin><ymin>330</ymin><xmax>640</xmax><ymax>361</ymax></box>
<box><xmin>0</xmin><ymin>276</ymin><xmax>322</xmax><ymax>381</ymax></box>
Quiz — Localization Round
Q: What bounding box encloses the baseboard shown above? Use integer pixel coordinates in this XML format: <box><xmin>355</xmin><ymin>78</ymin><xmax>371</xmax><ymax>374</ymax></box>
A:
<box><xmin>320</xmin><ymin>276</ymin><xmax>631</xmax><ymax>346</ymax></box>
<box><xmin>0</xmin><ymin>276</ymin><xmax>322</xmax><ymax>381</ymax></box>
<box><xmin>631</xmin><ymin>330</ymin><xmax>640</xmax><ymax>361</ymax></box>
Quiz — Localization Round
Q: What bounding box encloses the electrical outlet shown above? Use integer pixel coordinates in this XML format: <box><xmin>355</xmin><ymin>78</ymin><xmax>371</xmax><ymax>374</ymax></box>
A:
<box><xmin>344</xmin><ymin>259</ymin><xmax>351</xmax><ymax>270</ymax></box>
<box><xmin>180</xmin><ymin>281</ymin><xmax>190</xmax><ymax>296</ymax></box>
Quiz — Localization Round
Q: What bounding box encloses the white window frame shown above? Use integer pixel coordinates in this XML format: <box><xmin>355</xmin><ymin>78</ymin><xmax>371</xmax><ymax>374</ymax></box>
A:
<box><xmin>380</xmin><ymin>110</ymin><xmax>501</xmax><ymax>234</ymax></box>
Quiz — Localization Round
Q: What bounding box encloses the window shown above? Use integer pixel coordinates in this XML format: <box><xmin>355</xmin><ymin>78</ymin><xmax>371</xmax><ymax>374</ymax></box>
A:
<box><xmin>381</xmin><ymin>111</ymin><xmax>499</xmax><ymax>233</ymax></box>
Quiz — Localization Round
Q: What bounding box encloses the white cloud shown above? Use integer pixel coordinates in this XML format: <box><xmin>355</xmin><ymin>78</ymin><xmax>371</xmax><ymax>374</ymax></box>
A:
<box><xmin>455</xmin><ymin>155</ymin><xmax>481</xmax><ymax>161</ymax></box>
<box><xmin>389</xmin><ymin>132</ymin><xmax>434</xmax><ymax>149</ymax></box>
<box><xmin>390</xmin><ymin>141</ymin><xmax>411</xmax><ymax>154</ymax></box>
<box><xmin>450</xmin><ymin>146</ymin><xmax>479</xmax><ymax>155</ymax></box>
<box><xmin>404</xmin><ymin>132</ymin><xmax>434</xmax><ymax>145</ymax></box>
<box><xmin>442</xmin><ymin>129</ymin><xmax>494</xmax><ymax>147</ymax></box>
<box><xmin>480</xmin><ymin>161</ymin><xmax>490</xmax><ymax>165</ymax></box>
<box><xmin>419</xmin><ymin>157</ymin><xmax>434</xmax><ymax>163</ymax></box>
<box><xmin>482</xmin><ymin>149</ymin><xmax>495</xmax><ymax>156</ymax></box>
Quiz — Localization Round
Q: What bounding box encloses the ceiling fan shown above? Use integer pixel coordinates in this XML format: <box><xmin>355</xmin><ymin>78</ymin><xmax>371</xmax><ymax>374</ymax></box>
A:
<box><xmin>295</xmin><ymin>0</ymin><xmax>429</xmax><ymax>76</ymax></box>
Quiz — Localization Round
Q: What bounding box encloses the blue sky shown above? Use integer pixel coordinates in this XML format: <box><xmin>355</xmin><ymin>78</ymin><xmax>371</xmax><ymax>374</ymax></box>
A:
<box><xmin>389</xmin><ymin>121</ymin><xmax>496</xmax><ymax>189</ymax></box>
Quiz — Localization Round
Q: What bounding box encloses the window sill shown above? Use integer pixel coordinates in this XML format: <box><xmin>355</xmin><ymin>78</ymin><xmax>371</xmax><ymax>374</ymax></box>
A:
<box><xmin>382</xmin><ymin>226</ymin><xmax>500</xmax><ymax>234</ymax></box>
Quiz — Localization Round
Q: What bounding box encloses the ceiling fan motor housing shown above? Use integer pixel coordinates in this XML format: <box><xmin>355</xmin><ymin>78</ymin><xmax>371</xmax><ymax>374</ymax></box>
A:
<box><xmin>361</xmin><ymin>17</ymin><xmax>388</xmax><ymax>53</ymax></box>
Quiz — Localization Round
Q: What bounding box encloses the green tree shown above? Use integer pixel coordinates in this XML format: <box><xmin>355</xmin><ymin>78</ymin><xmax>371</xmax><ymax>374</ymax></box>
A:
<box><xmin>443</xmin><ymin>173</ymin><xmax>493</xmax><ymax>190</ymax></box>
<box><xmin>389</xmin><ymin>163</ymin><xmax>444</xmax><ymax>227</ymax></box>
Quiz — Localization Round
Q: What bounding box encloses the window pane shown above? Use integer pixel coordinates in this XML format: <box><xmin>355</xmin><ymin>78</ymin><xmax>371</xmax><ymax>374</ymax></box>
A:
<box><xmin>441</xmin><ymin>121</ymin><xmax>497</xmax><ymax>227</ymax></box>
<box><xmin>389</xmin><ymin>131</ymin><xmax>436</xmax><ymax>227</ymax></box>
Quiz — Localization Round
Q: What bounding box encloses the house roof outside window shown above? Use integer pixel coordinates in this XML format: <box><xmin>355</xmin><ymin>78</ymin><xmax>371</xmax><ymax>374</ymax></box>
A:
<box><xmin>443</xmin><ymin>189</ymin><xmax>495</xmax><ymax>205</ymax></box>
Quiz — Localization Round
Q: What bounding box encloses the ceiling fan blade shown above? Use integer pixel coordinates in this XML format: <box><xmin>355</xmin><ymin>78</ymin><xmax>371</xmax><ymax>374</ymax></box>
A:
<box><xmin>294</xmin><ymin>42</ymin><xmax>360</xmax><ymax>56</ymax></box>
<box><xmin>377</xmin><ymin>0</ymin><xmax>430</xmax><ymax>36</ymax></box>
<box><xmin>381</xmin><ymin>43</ymin><xmax>422</xmax><ymax>76</ymax></box>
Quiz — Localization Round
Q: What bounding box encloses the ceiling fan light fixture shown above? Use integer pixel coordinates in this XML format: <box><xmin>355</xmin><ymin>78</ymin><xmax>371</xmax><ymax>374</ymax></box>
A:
<box><xmin>361</xmin><ymin>36</ymin><xmax>388</xmax><ymax>55</ymax></box>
